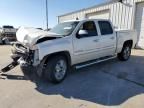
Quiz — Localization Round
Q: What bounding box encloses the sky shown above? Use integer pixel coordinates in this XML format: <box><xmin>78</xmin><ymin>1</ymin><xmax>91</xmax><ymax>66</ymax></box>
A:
<box><xmin>0</xmin><ymin>0</ymin><xmax>107</xmax><ymax>29</ymax></box>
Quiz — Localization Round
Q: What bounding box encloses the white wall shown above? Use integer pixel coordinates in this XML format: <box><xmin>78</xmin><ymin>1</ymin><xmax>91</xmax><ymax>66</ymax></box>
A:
<box><xmin>58</xmin><ymin>0</ymin><xmax>144</xmax><ymax>30</ymax></box>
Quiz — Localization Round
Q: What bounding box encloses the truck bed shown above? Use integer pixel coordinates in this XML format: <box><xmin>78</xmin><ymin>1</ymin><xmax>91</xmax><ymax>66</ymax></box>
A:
<box><xmin>116</xmin><ymin>30</ymin><xmax>137</xmax><ymax>53</ymax></box>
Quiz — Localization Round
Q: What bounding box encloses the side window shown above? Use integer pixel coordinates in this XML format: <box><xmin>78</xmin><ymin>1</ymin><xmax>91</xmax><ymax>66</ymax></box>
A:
<box><xmin>78</xmin><ymin>21</ymin><xmax>98</xmax><ymax>37</ymax></box>
<box><xmin>98</xmin><ymin>21</ymin><xmax>113</xmax><ymax>35</ymax></box>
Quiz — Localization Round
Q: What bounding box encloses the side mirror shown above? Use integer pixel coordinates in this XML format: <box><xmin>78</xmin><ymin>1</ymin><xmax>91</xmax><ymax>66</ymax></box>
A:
<box><xmin>77</xmin><ymin>30</ymin><xmax>88</xmax><ymax>38</ymax></box>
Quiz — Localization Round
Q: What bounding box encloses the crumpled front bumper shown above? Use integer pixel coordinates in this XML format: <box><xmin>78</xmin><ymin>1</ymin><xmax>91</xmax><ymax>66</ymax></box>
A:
<box><xmin>19</xmin><ymin>58</ymin><xmax>36</xmax><ymax>76</ymax></box>
<box><xmin>1</xmin><ymin>43</ymin><xmax>34</xmax><ymax>73</ymax></box>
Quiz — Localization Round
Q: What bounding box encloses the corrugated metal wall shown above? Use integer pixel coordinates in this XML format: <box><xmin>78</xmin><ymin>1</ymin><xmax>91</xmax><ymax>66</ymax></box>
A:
<box><xmin>58</xmin><ymin>0</ymin><xmax>144</xmax><ymax>30</ymax></box>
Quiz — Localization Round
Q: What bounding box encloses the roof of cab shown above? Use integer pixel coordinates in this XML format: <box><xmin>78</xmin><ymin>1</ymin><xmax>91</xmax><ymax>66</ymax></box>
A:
<box><xmin>62</xmin><ymin>18</ymin><xmax>110</xmax><ymax>23</ymax></box>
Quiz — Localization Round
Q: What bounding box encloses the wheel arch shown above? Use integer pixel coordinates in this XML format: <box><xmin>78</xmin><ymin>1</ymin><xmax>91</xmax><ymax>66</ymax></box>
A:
<box><xmin>42</xmin><ymin>51</ymin><xmax>72</xmax><ymax>66</ymax></box>
<box><xmin>123</xmin><ymin>40</ymin><xmax>133</xmax><ymax>48</ymax></box>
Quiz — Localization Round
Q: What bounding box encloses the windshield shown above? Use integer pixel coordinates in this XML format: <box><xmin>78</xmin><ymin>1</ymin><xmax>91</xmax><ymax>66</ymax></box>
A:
<box><xmin>3</xmin><ymin>26</ymin><xmax>14</xmax><ymax>29</ymax></box>
<box><xmin>50</xmin><ymin>21</ymin><xmax>79</xmax><ymax>36</ymax></box>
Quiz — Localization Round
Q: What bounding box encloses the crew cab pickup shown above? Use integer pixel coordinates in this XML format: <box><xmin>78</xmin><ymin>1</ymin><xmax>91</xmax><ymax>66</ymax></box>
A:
<box><xmin>1</xmin><ymin>19</ymin><xmax>137</xmax><ymax>83</ymax></box>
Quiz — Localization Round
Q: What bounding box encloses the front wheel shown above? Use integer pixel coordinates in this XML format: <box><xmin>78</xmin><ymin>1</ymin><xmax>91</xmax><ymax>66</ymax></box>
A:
<box><xmin>117</xmin><ymin>43</ymin><xmax>132</xmax><ymax>61</ymax></box>
<box><xmin>43</xmin><ymin>56</ymin><xmax>68</xmax><ymax>84</ymax></box>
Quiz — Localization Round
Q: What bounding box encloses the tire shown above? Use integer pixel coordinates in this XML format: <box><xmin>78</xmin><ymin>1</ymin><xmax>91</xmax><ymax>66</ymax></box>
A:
<box><xmin>43</xmin><ymin>56</ymin><xmax>68</xmax><ymax>84</ymax></box>
<box><xmin>2</xmin><ymin>40</ymin><xmax>5</xmax><ymax>45</ymax></box>
<box><xmin>117</xmin><ymin>43</ymin><xmax>132</xmax><ymax>61</ymax></box>
<box><xmin>20</xmin><ymin>64</ymin><xmax>34</xmax><ymax>76</ymax></box>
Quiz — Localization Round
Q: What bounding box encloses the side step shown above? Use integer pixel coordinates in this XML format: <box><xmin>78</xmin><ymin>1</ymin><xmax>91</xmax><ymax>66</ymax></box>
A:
<box><xmin>75</xmin><ymin>55</ymin><xmax>117</xmax><ymax>69</ymax></box>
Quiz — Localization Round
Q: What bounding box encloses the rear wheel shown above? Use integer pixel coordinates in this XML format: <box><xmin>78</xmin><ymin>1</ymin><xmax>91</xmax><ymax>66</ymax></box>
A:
<box><xmin>117</xmin><ymin>43</ymin><xmax>132</xmax><ymax>61</ymax></box>
<box><xmin>43</xmin><ymin>56</ymin><xmax>68</xmax><ymax>84</ymax></box>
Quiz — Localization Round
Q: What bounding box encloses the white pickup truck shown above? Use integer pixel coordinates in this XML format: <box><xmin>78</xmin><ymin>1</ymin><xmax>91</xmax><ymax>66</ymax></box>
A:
<box><xmin>1</xmin><ymin>19</ymin><xmax>137</xmax><ymax>83</ymax></box>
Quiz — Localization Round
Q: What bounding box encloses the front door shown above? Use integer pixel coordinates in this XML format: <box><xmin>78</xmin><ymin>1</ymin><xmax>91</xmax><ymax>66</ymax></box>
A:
<box><xmin>73</xmin><ymin>21</ymin><xmax>101</xmax><ymax>64</ymax></box>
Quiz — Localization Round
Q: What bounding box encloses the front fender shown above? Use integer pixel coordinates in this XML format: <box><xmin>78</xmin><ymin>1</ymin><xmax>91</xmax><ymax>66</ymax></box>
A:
<box><xmin>36</xmin><ymin>37</ymin><xmax>73</xmax><ymax>62</ymax></box>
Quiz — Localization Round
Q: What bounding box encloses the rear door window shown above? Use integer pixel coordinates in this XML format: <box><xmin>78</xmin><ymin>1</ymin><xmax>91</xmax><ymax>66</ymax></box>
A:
<box><xmin>98</xmin><ymin>21</ymin><xmax>113</xmax><ymax>35</ymax></box>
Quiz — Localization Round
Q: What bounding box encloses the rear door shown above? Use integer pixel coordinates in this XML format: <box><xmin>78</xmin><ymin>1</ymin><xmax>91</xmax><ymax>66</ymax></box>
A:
<box><xmin>97</xmin><ymin>21</ymin><xmax>116</xmax><ymax>56</ymax></box>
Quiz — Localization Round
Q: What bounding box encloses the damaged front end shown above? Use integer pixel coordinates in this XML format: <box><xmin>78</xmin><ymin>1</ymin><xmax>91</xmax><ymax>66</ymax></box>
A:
<box><xmin>1</xmin><ymin>42</ymin><xmax>35</xmax><ymax>73</ymax></box>
<box><xmin>1</xmin><ymin>27</ymin><xmax>63</xmax><ymax>75</ymax></box>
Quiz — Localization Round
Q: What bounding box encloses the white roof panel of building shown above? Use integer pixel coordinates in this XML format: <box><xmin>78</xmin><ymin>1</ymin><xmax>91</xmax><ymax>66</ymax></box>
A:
<box><xmin>58</xmin><ymin>1</ymin><xmax>117</xmax><ymax>17</ymax></box>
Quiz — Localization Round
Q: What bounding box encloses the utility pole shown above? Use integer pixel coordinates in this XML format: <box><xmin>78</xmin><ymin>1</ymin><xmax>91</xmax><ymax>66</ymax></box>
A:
<box><xmin>46</xmin><ymin>0</ymin><xmax>48</xmax><ymax>30</ymax></box>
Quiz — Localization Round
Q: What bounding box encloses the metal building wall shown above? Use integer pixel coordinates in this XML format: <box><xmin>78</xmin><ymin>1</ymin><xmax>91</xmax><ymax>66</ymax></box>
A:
<box><xmin>58</xmin><ymin>0</ymin><xmax>144</xmax><ymax>30</ymax></box>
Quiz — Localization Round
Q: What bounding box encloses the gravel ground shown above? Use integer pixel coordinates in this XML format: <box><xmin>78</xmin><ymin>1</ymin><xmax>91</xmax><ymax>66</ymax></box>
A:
<box><xmin>0</xmin><ymin>45</ymin><xmax>144</xmax><ymax>108</ymax></box>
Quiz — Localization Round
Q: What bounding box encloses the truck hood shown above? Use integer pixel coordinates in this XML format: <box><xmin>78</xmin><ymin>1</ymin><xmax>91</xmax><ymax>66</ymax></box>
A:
<box><xmin>16</xmin><ymin>27</ymin><xmax>63</xmax><ymax>47</ymax></box>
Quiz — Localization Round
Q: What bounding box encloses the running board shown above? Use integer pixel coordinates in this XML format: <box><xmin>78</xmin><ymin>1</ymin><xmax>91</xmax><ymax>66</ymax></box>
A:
<box><xmin>75</xmin><ymin>56</ymin><xmax>117</xmax><ymax>69</ymax></box>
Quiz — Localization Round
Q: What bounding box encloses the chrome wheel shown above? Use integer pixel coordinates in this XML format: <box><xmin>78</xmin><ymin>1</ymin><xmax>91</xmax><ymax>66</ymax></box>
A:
<box><xmin>123</xmin><ymin>46</ymin><xmax>131</xmax><ymax>60</ymax></box>
<box><xmin>118</xmin><ymin>43</ymin><xmax>132</xmax><ymax>61</ymax></box>
<box><xmin>54</xmin><ymin>59</ymin><xmax>67</xmax><ymax>81</ymax></box>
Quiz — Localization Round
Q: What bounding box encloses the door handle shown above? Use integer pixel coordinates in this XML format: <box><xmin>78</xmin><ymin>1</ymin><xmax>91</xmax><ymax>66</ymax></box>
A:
<box><xmin>110</xmin><ymin>37</ymin><xmax>115</xmax><ymax>40</ymax></box>
<box><xmin>93</xmin><ymin>39</ymin><xmax>99</xmax><ymax>42</ymax></box>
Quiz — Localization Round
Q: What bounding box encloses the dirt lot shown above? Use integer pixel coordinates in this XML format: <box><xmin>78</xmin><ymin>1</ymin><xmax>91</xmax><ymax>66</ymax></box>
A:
<box><xmin>0</xmin><ymin>45</ymin><xmax>144</xmax><ymax>108</ymax></box>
